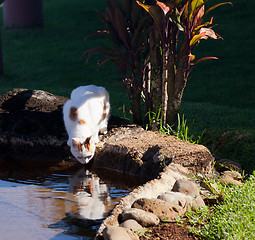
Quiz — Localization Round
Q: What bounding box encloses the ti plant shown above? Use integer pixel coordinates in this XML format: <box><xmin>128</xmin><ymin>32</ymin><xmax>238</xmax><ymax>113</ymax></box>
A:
<box><xmin>83</xmin><ymin>0</ymin><xmax>232</xmax><ymax>126</ymax></box>
<box><xmin>82</xmin><ymin>0</ymin><xmax>149</xmax><ymax>125</ymax></box>
<box><xmin>137</xmin><ymin>0</ymin><xmax>232</xmax><ymax>125</ymax></box>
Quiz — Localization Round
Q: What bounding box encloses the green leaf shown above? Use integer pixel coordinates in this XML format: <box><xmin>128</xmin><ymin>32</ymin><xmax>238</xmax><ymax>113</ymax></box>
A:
<box><xmin>194</xmin><ymin>16</ymin><xmax>213</xmax><ymax>31</ymax></box>
<box><xmin>190</xmin><ymin>32</ymin><xmax>206</xmax><ymax>46</ymax></box>
<box><xmin>185</xmin><ymin>0</ymin><xmax>205</xmax><ymax>22</ymax></box>
<box><xmin>170</xmin><ymin>8</ymin><xmax>184</xmax><ymax>31</ymax></box>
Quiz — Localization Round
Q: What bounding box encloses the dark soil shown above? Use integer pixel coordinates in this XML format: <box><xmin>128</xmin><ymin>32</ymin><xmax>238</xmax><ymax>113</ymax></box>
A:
<box><xmin>140</xmin><ymin>222</ymin><xmax>199</xmax><ymax>240</ymax></box>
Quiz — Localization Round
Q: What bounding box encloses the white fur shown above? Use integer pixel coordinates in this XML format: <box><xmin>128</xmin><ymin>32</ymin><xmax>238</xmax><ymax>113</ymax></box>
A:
<box><xmin>63</xmin><ymin>85</ymin><xmax>110</xmax><ymax>164</ymax></box>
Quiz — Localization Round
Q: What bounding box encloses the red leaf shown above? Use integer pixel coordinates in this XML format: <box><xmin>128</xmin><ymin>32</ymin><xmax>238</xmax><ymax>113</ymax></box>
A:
<box><xmin>191</xmin><ymin>56</ymin><xmax>219</xmax><ymax>65</ymax></box>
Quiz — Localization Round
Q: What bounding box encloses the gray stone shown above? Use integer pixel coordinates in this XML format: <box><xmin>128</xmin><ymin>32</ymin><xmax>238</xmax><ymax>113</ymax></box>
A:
<box><xmin>125</xmin><ymin>229</ymin><xmax>140</xmax><ymax>240</ymax></box>
<box><xmin>120</xmin><ymin>219</ymin><xmax>143</xmax><ymax>232</ymax></box>
<box><xmin>120</xmin><ymin>219</ymin><xmax>147</xmax><ymax>237</ymax></box>
<box><xmin>103</xmin><ymin>226</ymin><xmax>132</xmax><ymax>240</ymax></box>
<box><xmin>158</xmin><ymin>191</ymin><xmax>192</xmax><ymax>210</ymax></box>
<box><xmin>122</xmin><ymin>208</ymin><xmax>160</xmax><ymax>227</ymax></box>
<box><xmin>172</xmin><ymin>179</ymin><xmax>205</xmax><ymax>209</ymax></box>
<box><xmin>172</xmin><ymin>179</ymin><xmax>200</xmax><ymax>196</ymax></box>
<box><xmin>220</xmin><ymin>171</ymin><xmax>242</xmax><ymax>186</ymax></box>
<box><xmin>201</xmin><ymin>180</ymin><xmax>220</xmax><ymax>195</ymax></box>
<box><xmin>192</xmin><ymin>194</ymin><xmax>206</xmax><ymax>209</ymax></box>
<box><xmin>215</xmin><ymin>158</ymin><xmax>242</xmax><ymax>172</ymax></box>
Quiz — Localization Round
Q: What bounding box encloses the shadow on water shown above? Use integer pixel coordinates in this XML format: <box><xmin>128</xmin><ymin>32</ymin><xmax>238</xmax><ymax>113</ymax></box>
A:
<box><xmin>0</xmin><ymin>161</ymin><xmax>146</xmax><ymax>240</ymax></box>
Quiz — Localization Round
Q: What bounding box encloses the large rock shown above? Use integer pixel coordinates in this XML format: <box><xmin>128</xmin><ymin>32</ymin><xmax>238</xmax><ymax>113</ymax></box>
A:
<box><xmin>0</xmin><ymin>88</ymin><xmax>69</xmax><ymax>162</ymax></box>
<box><xmin>94</xmin><ymin>129</ymin><xmax>214</xmax><ymax>180</ymax></box>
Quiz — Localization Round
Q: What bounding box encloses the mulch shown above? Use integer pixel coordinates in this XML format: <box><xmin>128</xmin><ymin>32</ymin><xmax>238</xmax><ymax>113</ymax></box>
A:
<box><xmin>140</xmin><ymin>222</ymin><xmax>200</xmax><ymax>240</ymax></box>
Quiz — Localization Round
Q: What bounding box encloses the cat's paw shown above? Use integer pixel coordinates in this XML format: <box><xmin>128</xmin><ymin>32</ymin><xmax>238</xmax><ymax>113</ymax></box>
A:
<box><xmin>99</xmin><ymin>127</ymin><xmax>108</xmax><ymax>135</ymax></box>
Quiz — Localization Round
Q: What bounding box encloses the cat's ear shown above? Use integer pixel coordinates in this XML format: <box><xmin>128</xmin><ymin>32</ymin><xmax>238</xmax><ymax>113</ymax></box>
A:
<box><xmin>72</xmin><ymin>138</ymin><xmax>83</xmax><ymax>151</ymax></box>
<box><xmin>84</xmin><ymin>136</ymin><xmax>92</xmax><ymax>152</ymax></box>
<box><xmin>72</xmin><ymin>138</ymin><xmax>80</xmax><ymax>147</ymax></box>
<box><xmin>85</xmin><ymin>136</ymin><xmax>92</xmax><ymax>144</ymax></box>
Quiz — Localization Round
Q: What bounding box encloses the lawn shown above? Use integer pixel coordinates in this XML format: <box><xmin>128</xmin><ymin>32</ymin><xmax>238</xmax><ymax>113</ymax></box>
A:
<box><xmin>0</xmin><ymin>0</ymin><xmax>254</xmax><ymax>172</ymax></box>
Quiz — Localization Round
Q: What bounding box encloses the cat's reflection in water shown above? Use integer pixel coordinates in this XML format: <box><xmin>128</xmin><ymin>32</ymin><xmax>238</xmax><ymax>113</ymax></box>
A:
<box><xmin>68</xmin><ymin>169</ymin><xmax>111</xmax><ymax>220</ymax></box>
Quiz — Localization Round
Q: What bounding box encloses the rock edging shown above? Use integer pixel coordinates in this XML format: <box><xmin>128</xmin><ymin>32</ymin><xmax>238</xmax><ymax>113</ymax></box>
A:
<box><xmin>96</xmin><ymin>164</ymin><xmax>206</xmax><ymax>239</ymax></box>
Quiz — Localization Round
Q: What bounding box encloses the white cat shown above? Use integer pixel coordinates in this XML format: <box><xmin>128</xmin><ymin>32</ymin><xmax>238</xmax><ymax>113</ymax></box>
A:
<box><xmin>63</xmin><ymin>85</ymin><xmax>110</xmax><ymax>164</ymax></box>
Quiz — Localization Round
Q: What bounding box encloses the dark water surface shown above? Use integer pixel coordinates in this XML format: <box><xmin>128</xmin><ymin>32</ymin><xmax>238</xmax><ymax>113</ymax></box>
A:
<box><xmin>0</xmin><ymin>166</ymin><xmax>140</xmax><ymax>240</ymax></box>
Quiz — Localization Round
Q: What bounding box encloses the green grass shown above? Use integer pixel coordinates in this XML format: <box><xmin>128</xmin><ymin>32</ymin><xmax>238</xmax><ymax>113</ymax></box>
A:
<box><xmin>0</xmin><ymin>0</ymin><xmax>254</xmax><ymax>171</ymax></box>
<box><xmin>0</xmin><ymin>0</ymin><xmax>129</xmax><ymax>116</ymax></box>
<box><xmin>186</xmin><ymin>172</ymin><xmax>255</xmax><ymax>240</ymax></box>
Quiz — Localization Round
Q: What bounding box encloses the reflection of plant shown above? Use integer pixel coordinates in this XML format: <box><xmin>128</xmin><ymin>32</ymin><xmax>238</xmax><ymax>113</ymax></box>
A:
<box><xmin>83</xmin><ymin>0</ymin><xmax>232</xmax><ymax>125</ymax></box>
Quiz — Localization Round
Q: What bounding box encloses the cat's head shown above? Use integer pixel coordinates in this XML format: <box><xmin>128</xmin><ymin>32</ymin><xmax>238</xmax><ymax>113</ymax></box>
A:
<box><xmin>71</xmin><ymin>137</ymin><xmax>95</xmax><ymax>164</ymax></box>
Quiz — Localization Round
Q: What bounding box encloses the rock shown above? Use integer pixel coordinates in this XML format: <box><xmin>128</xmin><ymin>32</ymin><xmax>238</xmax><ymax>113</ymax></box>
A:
<box><xmin>0</xmin><ymin>89</ymin><xmax>70</xmax><ymax>162</ymax></box>
<box><xmin>0</xmin><ymin>89</ymin><xmax>68</xmax><ymax>137</ymax></box>
<box><xmin>222</xmin><ymin>170</ymin><xmax>242</xmax><ymax>180</ymax></box>
<box><xmin>172</xmin><ymin>179</ymin><xmax>205</xmax><ymax>209</ymax></box>
<box><xmin>158</xmin><ymin>191</ymin><xmax>192</xmax><ymax>210</ymax></box>
<box><xmin>0</xmin><ymin>88</ymin><xmax>140</xmax><ymax>164</ymax></box>
<box><xmin>132</xmin><ymin>198</ymin><xmax>184</xmax><ymax>220</ymax></box>
<box><xmin>120</xmin><ymin>219</ymin><xmax>143</xmax><ymax>232</ymax></box>
<box><xmin>94</xmin><ymin>129</ymin><xmax>214</xmax><ymax>180</ymax></box>
<box><xmin>120</xmin><ymin>219</ymin><xmax>147</xmax><ymax>237</ymax></box>
<box><xmin>96</xmin><ymin>164</ymin><xmax>188</xmax><ymax>239</ymax></box>
<box><xmin>172</xmin><ymin>179</ymin><xmax>200</xmax><ymax>196</ymax></box>
<box><xmin>122</xmin><ymin>208</ymin><xmax>160</xmax><ymax>227</ymax></box>
<box><xmin>201</xmin><ymin>181</ymin><xmax>220</xmax><ymax>195</ymax></box>
<box><xmin>220</xmin><ymin>171</ymin><xmax>242</xmax><ymax>186</ymax></box>
<box><xmin>215</xmin><ymin>158</ymin><xmax>242</xmax><ymax>172</ymax></box>
<box><xmin>103</xmin><ymin>226</ymin><xmax>132</xmax><ymax>240</ymax></box>
<box><xmin>125</xmin><ymin>229</ymin><xmax>140</xmax><ymax>240</ymax></box>
<box><xmin>191</xmin><ymin>194</ymin><xmax>206</xmax><ymax>209</ymax></box>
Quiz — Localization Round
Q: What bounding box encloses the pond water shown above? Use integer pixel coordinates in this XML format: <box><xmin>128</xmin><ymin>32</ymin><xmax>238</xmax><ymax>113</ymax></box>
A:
<box><xmin>0</xmin><ymin>167</ymin><xmax>137</xmax><ymax>240</ymax></box>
